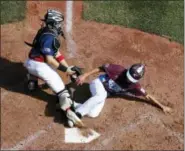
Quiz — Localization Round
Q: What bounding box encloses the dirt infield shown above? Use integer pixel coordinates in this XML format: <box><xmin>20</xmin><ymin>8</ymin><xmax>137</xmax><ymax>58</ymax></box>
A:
<box><xmin>1</xmin><ymin>1</ymin><xmax>184</xmax><ymax>150</ymax></box>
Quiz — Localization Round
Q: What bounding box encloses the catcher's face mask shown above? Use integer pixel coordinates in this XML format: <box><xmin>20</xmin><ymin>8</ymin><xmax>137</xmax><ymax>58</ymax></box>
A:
<box><xmin>44</xmin><ymin>9</ymin><xmax>65</xmax><ymax>36</ymax></box>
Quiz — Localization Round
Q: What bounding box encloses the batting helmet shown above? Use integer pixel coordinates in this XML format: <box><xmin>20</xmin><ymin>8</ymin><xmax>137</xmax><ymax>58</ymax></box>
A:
<box><xmin>126</xmin><ymin>63</ymin><xmax>145</xmax><ymax>83</ymax></box>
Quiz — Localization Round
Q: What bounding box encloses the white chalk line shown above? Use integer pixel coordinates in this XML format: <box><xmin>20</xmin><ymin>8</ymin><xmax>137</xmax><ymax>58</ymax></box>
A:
<box><xmin>66</xmin><ymin>1</ymin><xmax>73</xmax><ymax>33</ymax></box>
<box><xmin>86</xmin><ymin>113</ymin><xmax>184</xmax><ymax>150</ymax></box>
<box><xmin>1</xmin><ymin>123</ymin><xmax>53</xmax><ymax>150</ymax></box>
<box><xmin>65</xmin><ymin>1</ymin><xmax>77</xmax><ymax>58</ymax></box>
<box><xmin>1</xmin><ymin>112</ymin><xmax>183</xmax><ymax>150</ymax></box>
<box><xmin>66</xmin><ymin>33</ymin><xmax>77</xmax><ymax>58</ymax></box>
<box><xmin>5</xmin><ymin>130</ymin><xmax>46</xmax><ymax>150</ymax></box>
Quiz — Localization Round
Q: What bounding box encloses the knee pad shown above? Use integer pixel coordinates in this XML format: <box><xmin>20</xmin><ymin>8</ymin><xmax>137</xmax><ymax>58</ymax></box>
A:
<box><xmin>57</xmin><ymin>89</ymin><xmax>73</xmax><ymax>111</ymax></box>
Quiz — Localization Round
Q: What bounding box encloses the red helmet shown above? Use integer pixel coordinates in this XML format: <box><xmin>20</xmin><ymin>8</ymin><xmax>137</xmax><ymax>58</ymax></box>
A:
<box><xmin>126</xmin><ymin>63</ymin><xmax>145</xmax><ymax>83</ymax></box>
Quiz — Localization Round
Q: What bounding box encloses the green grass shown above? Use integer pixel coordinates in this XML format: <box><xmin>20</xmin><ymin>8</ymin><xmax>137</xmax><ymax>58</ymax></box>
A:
<box><xmin>1</xmin><ymin>1</ymin><xmax>26</xmax><ymax>24</ymax></box>
<box><xmin>83</xmin><ymin>1</ymin><xmax>184</xmax><ymax>44</ymax></box>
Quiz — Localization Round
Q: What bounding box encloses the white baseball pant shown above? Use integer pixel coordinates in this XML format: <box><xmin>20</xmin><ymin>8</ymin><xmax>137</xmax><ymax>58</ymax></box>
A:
<box><xmin>24</xmin><ymin>59</ymin><xmax>65</xmax><ymax>93</ymax></box>
<box><xmin>75</xmin><ymin>78</ymin><xmax>108</xmax><ymax>118</ymax></box>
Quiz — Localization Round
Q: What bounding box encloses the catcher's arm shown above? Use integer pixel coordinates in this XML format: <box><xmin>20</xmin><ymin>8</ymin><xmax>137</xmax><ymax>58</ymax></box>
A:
<box><xmin>145</xmin><ymin>94</ymin><xmax>172</xmax><ymax>113</ymax></box>
<box><xmin>45</xmin><ymin>55</ymin><xmax>75</xmax><ymax>75</ymax></box>
<box><xmin>55</xmin><ymin>51</ymin><xmax>69</xmax><ymax>67</ymax></box>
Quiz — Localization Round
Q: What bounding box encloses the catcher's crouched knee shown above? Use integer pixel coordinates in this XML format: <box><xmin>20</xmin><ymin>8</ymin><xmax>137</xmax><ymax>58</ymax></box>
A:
<box><xmin>57</xmin><ymin>89</ymin><xmax>73</xmax><ymax>111</ymax></box>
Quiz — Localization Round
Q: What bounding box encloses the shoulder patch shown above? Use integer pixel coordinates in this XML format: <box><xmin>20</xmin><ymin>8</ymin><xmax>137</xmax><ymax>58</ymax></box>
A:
<box><xmin>43</xmin><ymin>48</ymin><xmax>52</xmax><ymax>53</ymax></box>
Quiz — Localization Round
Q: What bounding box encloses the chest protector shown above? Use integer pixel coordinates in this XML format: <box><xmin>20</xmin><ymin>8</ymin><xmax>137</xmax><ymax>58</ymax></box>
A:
<box><xmin>32</xmin><ymin>27</ymin><xmax>61</xmax><ymax>54</ymax></box>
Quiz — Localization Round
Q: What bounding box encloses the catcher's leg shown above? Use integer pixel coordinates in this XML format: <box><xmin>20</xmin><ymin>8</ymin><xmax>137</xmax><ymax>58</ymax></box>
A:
<box><xmin>36</xmin><ymin>64</ymin><xmax>84</xmax><ymax>127</ymax></box>
<box><xmin>24</xmin><ymin>59</ymin><xmax>84</xmax><ymax>127</ymax></box>
<box><xmin>66</xmin><ymin>102</ymin><xmax>82</xmax><ymax>128</ymax></box>
<box><xmin>57</xmin><ymin>89</ymin><xmax>84</xmax><ymax>127</ymax></box>
<box><xmin>24</xmin><ymin>59</ymin><xmax>39</xmax><ymax>92</ymax></box>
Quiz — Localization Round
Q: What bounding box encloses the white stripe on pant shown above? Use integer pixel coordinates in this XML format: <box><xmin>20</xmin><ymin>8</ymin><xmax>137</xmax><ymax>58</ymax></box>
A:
<box><xmin>24</xmin><ymin>59</ymin><xmax>65</xmax><ymax>93</ymax></box>
<box><xmin>75</xmin><ymin>78</ymin><xmax>108</xmax><ymax>118</ymax></box>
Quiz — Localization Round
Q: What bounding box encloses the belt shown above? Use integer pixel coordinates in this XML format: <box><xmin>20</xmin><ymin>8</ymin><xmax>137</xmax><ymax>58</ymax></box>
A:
<box><xmin>29</xmin><ymin>54</ymin><xmax>45</xmax><ymax>62</ymax></box>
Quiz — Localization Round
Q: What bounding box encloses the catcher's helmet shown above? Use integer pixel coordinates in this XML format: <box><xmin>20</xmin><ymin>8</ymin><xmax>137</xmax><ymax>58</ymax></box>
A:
<box><xmin>126</xmin><ymin>63</ymin><xmax>145</xmax><ymax>83</ymax></box>
<box><xmin>43</xmin><ymin>9</ymin><xmax>64</xmax><ymax>35</ymax></box>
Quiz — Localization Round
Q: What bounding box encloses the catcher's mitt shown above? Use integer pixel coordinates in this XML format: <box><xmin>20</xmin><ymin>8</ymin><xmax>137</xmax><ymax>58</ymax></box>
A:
<box><xmin>70</xmin><ymin>66</ymin><xmax>83</xmax><ymax>82</ymax></box>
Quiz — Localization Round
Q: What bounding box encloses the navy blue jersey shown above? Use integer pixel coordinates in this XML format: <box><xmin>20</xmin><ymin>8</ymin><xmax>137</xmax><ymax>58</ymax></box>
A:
<box><xmin>29</xmin><ymin>27</ymin><xmax>60</xmax><ymax>60</ymax></box>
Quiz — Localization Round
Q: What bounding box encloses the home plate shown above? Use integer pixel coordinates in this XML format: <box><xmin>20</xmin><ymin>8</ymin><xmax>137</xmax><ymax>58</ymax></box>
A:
<box><xmin>65</xmin><ymin>128</ymin><xmax>100</xmax><ymax>143</ymax></box>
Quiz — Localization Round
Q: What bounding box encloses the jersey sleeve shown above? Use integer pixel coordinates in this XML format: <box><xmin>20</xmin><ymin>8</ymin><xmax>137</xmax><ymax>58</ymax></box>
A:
<box><xmin>109</xmin><ymin>83</ymin><xmax>147</xmax><ymax>98</ymax></box>
<box><xmin>98</xmin><ymin>63</ymin><xmax>109</xmax><ymax>72</ymax></box>
<box><xmin>40</xmin><ymin>35</ymin><xmax>55</xmax><ymax>56</ymax></box>
<box><xmin>132</xmin><ymin>84</ymin><xmax>147</xmax><ymax>96</ymax></box>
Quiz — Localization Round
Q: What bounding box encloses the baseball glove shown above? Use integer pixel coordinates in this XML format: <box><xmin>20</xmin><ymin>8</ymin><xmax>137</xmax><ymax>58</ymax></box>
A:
<box><xmin>70</xmin><ymin>66</ymin><xmax>83</xmax><ymax>82</ymax></box>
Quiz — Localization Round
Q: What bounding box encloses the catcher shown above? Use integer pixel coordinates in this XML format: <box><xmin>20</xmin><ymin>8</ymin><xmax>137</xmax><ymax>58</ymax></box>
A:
<box><xmin>24</xmin><ymin>9</ymin><xmax>84</xmax><ymax>127</ymax></box>
<box><xmin>67</xmin><ymin>63</ymin><xmax>172</xmax><ymax>127</ymax></box>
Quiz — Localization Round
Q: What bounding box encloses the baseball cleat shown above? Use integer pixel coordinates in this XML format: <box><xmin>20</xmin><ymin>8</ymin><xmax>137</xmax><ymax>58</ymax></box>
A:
<box><xmin>67</xmin><ymin>111</ymin><xmax>83</xmax><ymax>128</ymax></box>
<box><xmin>66</xmin><ymin>109</ymin><xmax>85</xmax><ymax>128</ymax></box>
<box><xmin>67</xmin><ymin>119</ymin><xmax>74</xmax><ymax>128</ymax></box>
<box><xmin>27</xmin><ymin>80</ymin><xmax>38</xmax><ymax>91</ymax></box>
<box><xmin>26</xmin><ymin>74</ymin><xmax>38</xmax><ymax>91</ymax></box>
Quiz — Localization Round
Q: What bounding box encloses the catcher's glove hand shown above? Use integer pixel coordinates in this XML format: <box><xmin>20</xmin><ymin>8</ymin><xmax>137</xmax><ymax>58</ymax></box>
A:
<box><xmin>70</xmin><ymin>66</ymin><xmax>83</xmax><ymax>83</ymax></box>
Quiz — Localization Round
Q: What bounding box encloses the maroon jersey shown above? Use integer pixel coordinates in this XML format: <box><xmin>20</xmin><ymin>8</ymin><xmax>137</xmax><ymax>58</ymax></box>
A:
<box><xmin>99</xmin><ymin>64</ymin><xmax>147</xmax><ymax>97</ymax></box>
